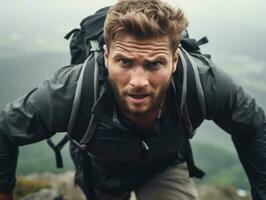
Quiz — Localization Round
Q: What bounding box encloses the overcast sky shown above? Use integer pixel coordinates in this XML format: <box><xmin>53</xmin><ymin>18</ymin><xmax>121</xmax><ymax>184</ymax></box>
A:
<box><xmin>1</xmin><ymin>0</ymin><xmax>265</xmax><ymax>54</ymax></box>
<box><xmin>1</xmin><ymin>0</ymin><xmax>265</xmax><ymax>107</ymax></box>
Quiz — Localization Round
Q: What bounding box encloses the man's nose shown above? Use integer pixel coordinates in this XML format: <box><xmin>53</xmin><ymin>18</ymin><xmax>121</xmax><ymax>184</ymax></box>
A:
<box><xmin>129</xmin><ymin>66</ymin><xmax>148</xmax><ymax>88</ymax></box>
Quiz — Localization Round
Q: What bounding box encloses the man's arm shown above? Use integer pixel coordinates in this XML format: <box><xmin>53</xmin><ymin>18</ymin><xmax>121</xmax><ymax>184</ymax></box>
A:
<box><xmin>202</xmin><ymin>64</ymin><xmax>266</xmax><ymax>199</ymax></box>
<box><xmin>0</xmin><ymin>64</ymin><xmax>82</xmax><ymax>196</ymax></box>
<box><xmin>0</xmin><ymin>128</ymin><xmax>18</xmax><ymax>197</ymax></box>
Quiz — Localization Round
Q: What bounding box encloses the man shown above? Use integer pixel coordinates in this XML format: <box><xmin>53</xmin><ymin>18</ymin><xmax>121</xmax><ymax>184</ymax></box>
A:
<box><xmin>0</xmin><ymin>0</ymin><xmax>266</xmax><ymax>200</ymax></box>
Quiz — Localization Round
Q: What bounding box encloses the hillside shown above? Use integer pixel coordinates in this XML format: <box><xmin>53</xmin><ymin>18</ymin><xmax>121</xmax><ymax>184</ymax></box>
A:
<box><xmin>15</xmin><ymin>172</ymin><xmax>251</xmax><ymax>200</ymax></box>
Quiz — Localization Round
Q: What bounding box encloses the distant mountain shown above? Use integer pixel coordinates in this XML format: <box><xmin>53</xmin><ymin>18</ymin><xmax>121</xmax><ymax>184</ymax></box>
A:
<box><xmin>0</xmin><ymin>52</ymin><xmax>69</xmax><ymax>106</ymax></box>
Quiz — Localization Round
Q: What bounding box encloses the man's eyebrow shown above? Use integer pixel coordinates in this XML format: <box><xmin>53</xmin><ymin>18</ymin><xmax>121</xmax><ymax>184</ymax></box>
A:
<box><xmin>146</xmin><ymin>55</ymin><xmax>168</xmax><ymax>62</ymax></box>
<box><xmin>112</xmin><ymin>53</ymin><xmax>133</xmax><ymax>59</ymax></box>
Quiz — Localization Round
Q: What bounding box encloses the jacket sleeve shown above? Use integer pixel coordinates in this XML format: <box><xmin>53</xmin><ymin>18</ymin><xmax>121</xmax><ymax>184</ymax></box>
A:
<box><xmin>202</xmin><ymin>63</ymin><xmax>266</xmax><ymax>199</ymax></box>
<box><xmin>0</xmin><ymin>64</ymin><xmax>82</xmax><ymax>192</ymax></box>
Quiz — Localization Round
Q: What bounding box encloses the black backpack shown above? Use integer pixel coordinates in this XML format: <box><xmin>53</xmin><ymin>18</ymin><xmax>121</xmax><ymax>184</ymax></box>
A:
<box><xmin>47</xmin><ymin>6</ymin><xmax>208</xmax><ymax>179</ymax></box>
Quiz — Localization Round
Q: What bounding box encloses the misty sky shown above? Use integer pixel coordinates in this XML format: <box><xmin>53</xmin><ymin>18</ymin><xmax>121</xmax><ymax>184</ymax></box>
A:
<box><xmin>1</xmin><ymin>0</ymin><xmax>266</xmax><ymax>54</ymax></box>
<box><xmin>1</xmin><ymin>0</ymin><xmax>266</xmax><ymax>108</ymax></box>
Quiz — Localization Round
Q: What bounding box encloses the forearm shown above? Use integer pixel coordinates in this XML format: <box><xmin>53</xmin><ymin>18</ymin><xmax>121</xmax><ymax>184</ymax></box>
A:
<box><xmin>0</xmin><ymin>130</ymin><xmax>18</xmax><ymax>193</ymax></box>
<box><xmin>203</xmin><ymin>64</ymin><xmax>266</xmax><ymax>198</ymax></box>
<box><xmin>232</xmin><ymin>124</ymin><xmax>266</xmax><ymax>200</ymax></box>
<box><xmin>216</xmin><ymin>93</ymin><xmax>266</xmax><ymax>199</ymax></box>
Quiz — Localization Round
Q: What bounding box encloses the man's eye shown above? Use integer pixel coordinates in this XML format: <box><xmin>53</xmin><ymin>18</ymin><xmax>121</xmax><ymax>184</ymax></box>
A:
<box><xmin>145</xmin><ymin>61</ymin><xmax>162</xmax><ymax>70</ymax></box>
<box><xmin>119</xmin><ymin>59</ymin><xmax>132</xmax><ymax>66</ymax></box>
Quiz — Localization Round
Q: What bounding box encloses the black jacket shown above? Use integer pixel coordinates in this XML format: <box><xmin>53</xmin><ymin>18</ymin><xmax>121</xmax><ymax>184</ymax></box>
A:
<box><xmin>0</xmin><ymin>54</ymin><xmax>266</xmax><ymax>199</ymax></box>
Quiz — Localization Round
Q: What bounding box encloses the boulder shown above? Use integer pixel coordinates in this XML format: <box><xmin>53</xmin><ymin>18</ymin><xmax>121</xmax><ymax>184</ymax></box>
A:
<box><xmin>18</xmin><ymin>188</ymin><xmax>63</xmax><ymax>200</ymax></box>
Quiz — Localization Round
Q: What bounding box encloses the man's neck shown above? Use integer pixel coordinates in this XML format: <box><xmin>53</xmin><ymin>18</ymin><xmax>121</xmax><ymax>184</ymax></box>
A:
<box><xmin>118</xmin><ymin>93</ymin><xmax>170</xmax><ymax>130</ymax></box>
<box><xmin>124</xmin><ymin>108</ymin><xmax>161</xmax><ymax>130</ymax></box>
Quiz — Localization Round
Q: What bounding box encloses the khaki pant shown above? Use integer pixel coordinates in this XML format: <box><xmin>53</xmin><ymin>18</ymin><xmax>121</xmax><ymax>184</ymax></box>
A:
<box><xmin>95</xmin><ymin>162</ymin><xmax>199</xmax><ymax>200</ymax></box>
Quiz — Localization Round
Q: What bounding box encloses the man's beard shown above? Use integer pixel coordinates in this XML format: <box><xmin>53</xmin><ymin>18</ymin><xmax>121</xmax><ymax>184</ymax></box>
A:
<box><xmin>108</xmin><ymin>76</ymin><xmax>171</xmax><ymax>116</ymax></box>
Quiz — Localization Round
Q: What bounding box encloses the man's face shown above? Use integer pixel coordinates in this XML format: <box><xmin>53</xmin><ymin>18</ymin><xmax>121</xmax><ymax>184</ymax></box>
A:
<box><xmin>104</xmin><ymin>34</ymin><xmax>179</xmax><ymax>116</ymax></box>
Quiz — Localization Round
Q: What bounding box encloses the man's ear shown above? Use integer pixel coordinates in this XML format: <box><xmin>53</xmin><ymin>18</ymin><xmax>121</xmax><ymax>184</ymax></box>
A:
<box><xmin>103</xmin><ymin>44</ymin><xmax>108</xmax><ymax>68</ymax></box>
<box><xmin>172</xmin><ymin>48</ymin><xmax>179</xmax><ymax>73</ymax></box>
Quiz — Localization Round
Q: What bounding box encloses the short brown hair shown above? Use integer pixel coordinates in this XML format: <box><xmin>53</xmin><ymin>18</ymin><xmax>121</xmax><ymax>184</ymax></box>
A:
<box><xmin>104</xmin><ymin>0</ymin><xmax>188</xmax><ymax>53</ymax></box>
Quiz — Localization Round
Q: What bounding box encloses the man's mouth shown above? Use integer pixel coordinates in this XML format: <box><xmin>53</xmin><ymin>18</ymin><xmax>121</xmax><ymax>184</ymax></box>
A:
<box><xmin>130</xmin><ymin>94</ymin><xmax>148</xmax><ymax>99</ymax></box>
<box><xmin>126</xmin><ymin>94</ymin><xmax>149</xmax><ymax>104</ymax></box>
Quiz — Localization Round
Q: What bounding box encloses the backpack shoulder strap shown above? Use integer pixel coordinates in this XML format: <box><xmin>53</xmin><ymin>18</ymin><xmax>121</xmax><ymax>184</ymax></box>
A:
<box><xmin>69</xmin><ymin>40</ymin><xmax>100</xmax><ymax>146</ymax></box>
<box><xmin>46</xmin><ymin>58</ymin><xmax>89</xmax><ymax>168</ymax></box>
<box><xmin>179</xmin><ymin>48</ymin><xmax>206</xmax><ymax>136</ymax></box>
<box><xmin>68</xmin><ymin>40</ymin><xmax>100</xmax><ymax>134</ymax></box>
<box><xmin>178</xmin><ymin>48</ymin><xmax>206</xmax><ymax>179</ymax></box>
<box><xmin>47</xmin><ymin>40</ymin><xmax>100</xmax><ymax>168</ymax></box>
<box><xmin>179</xmin><ymin>47</ymin><xmax>206</xmax><ymax>120</ymax></box>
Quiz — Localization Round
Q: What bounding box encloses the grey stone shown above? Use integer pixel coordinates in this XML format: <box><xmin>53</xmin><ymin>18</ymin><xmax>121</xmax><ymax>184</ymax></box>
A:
<box><xmin>19</xmin><ymin>188</ymin><xmax>63</xmax><ymax>200</ymax></box>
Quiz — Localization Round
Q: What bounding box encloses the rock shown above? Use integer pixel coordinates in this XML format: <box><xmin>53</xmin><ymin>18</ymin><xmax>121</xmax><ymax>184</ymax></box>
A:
<box><xmin>18</xmin><ymin>171</ymin><xmax>86</xmax><ymax>200</ymax></box>
<box><xmin>18</xmin><ymin>188</ymin><xmax>63</xmax><ymax>200</ymax></box>
<box><xmin>197</xmin><ymin>185</ymin><xmax>251</xmax><ymax>200</ymax></box>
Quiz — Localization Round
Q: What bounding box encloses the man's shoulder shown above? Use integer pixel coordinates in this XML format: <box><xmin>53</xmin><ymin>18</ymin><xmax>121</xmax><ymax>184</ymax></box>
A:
<box><xmin>52</xmin><ymin>64</ymin><xmax>83</xmax><ymax>85</ymax></box>
<box><xmin>191</xmin><ymin>54</ymin><xmax>233</xmax><ymax>87</ymax></box>
<box><xmin>190</xmin><ymin>54</ymin><xmax>214</xmax><ymax>74</ymax></box>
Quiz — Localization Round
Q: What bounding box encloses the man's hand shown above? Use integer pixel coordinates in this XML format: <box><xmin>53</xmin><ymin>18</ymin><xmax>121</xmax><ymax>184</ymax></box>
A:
<box><xmin>0</xmin><ymin>192</ymin><xmax>13</xmax><ymax>200</ymax></box>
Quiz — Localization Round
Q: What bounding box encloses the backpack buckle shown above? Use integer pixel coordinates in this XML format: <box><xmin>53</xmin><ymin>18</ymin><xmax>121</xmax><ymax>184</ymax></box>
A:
<box><xmin>90</xmin><ymin>40</ymin><xmax>100</xmax><ymax>52</ymax></box>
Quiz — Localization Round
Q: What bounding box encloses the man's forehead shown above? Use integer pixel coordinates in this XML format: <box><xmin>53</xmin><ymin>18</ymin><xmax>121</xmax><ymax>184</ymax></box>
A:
<box><xmin>109</xmin><ymin>35</ymin><xmax>172</xmax><ymax>55</ymax></box>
